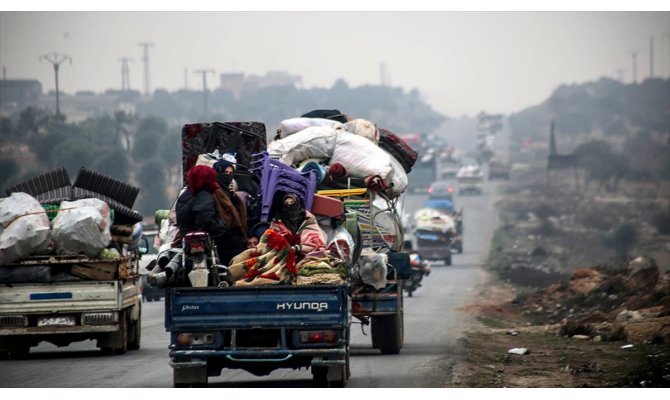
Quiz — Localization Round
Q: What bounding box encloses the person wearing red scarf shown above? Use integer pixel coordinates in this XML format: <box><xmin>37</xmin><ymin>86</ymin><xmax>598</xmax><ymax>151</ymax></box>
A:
<box><xmin>176</xmin><ymin>165</ymin><xmax>235</xmax><ymax>264</ymax></box>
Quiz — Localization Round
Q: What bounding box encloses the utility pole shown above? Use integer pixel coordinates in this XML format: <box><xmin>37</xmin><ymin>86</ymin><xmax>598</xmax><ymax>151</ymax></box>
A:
<box><xmin>118</xmin><ymin>57</ymin><xmax>132</xmax><ymax>91</ymax></box>
<box><xmin>615</xmin><ymin>68</ymin><xmax>625</xmax><ymax>82</ymax></box>
<box><xmin>629</xmin><ymin>49</ymin><xmax>638</xmax><ymax>84</ymax></box>
<box><xmin>649</xmin><ymin>36</ymin><xmax>654</xmax><ymax>79</ymax></box>
<box><xmin>40</xmin><ymin>52</ymin><xmax>71</xmax><ymax>116</ymax></box>
<box><xmin>137</xmin><ymin>42</ymin><xmax>153</xmax><ymax>96</ymax></box>
<box><xmin>194</xmin><ymin>69</ymin><xmax>215</xmax><ymax>118</ymax></box>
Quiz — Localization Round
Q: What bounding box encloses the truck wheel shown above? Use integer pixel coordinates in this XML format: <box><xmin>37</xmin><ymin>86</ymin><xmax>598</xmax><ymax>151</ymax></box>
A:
<box><xmin>127</xmin><ymin>306</ymin><xmax>141</xmax><ymax>351</ymax></box>
<box><xmin>330</xmin><ymin>351</ymin><xmax>350</xmax><ymax>388</ymax></box>
<box><xmin>173</xmin><ymin>367</ymin><xmax>208</xmax><ymax>388</ymax></box>
<box><xmin>371</xmin><ymin>312</ymin><xmax>403</xmax><ymax>355</ymax></box>
<box><xmin>101</xmin><ymin>311</ymin><xmax>128</xmax><ymax>355</ymax></box>
<box><xmin>6</xmin><ymin>344</ymin><xmax>30</xmax><ymax>360</ymax></box>
<box><xmin>312</xmin><ymin>366</ymin><xmax>328</xmax><ymax>387</ymax></box>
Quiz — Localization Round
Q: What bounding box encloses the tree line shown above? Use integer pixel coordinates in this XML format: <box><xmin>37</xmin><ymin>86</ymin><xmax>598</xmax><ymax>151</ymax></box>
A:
<box><xmin>0</xmin><ymin>82</ymin><xmax>447</xmax><ymax>217</ymax></box>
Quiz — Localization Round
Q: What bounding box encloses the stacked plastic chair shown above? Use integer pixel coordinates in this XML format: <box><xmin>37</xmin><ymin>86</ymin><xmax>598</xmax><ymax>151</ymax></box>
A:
<box><xmin>249</xmin><ymin>152</ymin><xmax>317</xmax><ymax>222</ymax></box>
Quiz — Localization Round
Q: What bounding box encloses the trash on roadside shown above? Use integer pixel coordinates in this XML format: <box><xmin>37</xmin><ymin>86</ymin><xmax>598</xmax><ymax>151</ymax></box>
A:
<box><xmin>508</xmin><ymin>347</ymin><xmax>529</xmax><ymax>355</ymax></box>
<box><xmin>506</xmin><ymin>330</ymin><xmax>519</xmax><ymax>336</ymax></box>
<box><xmin>621</xmin><ymin>344</ymin><xmax>634</xmax><ymax>349</ymax></box>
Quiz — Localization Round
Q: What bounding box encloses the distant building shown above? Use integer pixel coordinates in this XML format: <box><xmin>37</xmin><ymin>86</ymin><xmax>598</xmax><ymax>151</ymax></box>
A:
<box><xmin>0</xmin><ymin>79</ymin><xmax>42</xmax><ymax>115</ymax></box>
<box><xmin>219</xmin><ymin>71</ymin><xmax>302</xmax><ymax>96</ymax></box>
<box><xmin>219</xmin><ymin>73</ymin><xmax>245</xmax><ymax>98</ymax></box>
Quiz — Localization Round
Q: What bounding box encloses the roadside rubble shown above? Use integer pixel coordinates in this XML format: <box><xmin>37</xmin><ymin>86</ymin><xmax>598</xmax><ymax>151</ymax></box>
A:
<box><xmin>512</xmin><ymin>256</ymin><xmax>670</xmax><ymax>345</ymax></box>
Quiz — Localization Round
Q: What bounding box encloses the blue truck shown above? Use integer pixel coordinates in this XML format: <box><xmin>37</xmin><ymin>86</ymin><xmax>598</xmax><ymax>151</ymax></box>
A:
<box><xmin>165</xmin><ymin>284</ymin><xmax>351</xmax><ymax>387</ymax></box>
<box><xmin>161</xmin><ymin>120</ymin><xmax>409</xmax><ymax>387</ymax></box>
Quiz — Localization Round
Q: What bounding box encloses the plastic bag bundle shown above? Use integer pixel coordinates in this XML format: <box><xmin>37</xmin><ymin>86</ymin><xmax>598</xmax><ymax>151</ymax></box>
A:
<box><xmin>343</xmin><ymin>119</ymin><xmax>379</xmax><ymax>144</ymax></box>
<box><xmin>327</xmin><ymin>225</ymin><xmax>355</xmax><ymax>265</ymax></box>
<box><xmin>267</xmin><ymin>125</ymin><xmax>341</xmax><ymax>166</ymax></box>
<box><xmin>330</xmin><ymin>131</ymin><xmax>393</xmax><ymax>183</ymax></box>
<box><xmin>356</xmin><ymin>249</ymin><xmax>388</xmax><ymax>290</ymax></box>
<box><xmin>52</xmin><ymin>198</ymin><xmax>112</xmax><ymax>257</ymax></box>
<box><xmin>0</xmin><ymin>193</ymin><xmax>52</xmax><ymax>265</ymax></box>
<box><xmin>276</xmin><ymin>117</ymin><xmax>343</xmax><ymax>139</ymax></box>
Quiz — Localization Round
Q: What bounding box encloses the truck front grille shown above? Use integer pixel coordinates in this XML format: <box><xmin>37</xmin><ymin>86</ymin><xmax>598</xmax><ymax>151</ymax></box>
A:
<box><xmin>0</xmin><ymin>315</ymin><xmax>28</xmax><ymax>328</ymax></box>
<box><xmin>81</xmin><ymin>312</ymin><xmax>117</xmax><ymax>326</ymax></box>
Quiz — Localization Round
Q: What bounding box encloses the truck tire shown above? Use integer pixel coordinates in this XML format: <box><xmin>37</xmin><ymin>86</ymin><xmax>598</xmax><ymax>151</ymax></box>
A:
<box><xmin>127</xmin><ymin>306</ymin><xmax>141</xmax><ymax>351</ymax></box>
<box><xmin>330</xmin><ymin>351</ymin><xmax>350</xmax><ymax>388</ymax></box>
<box><xmin>173</xmin><ymin>366</ymin><xmax>208</xmax><ymax>388</ymax></box>
<box><xmin>4</xmin><ymin>343</ymin><xmax>30</xmax><ymax>360</ymax></box>
<box><xmin>101</xmin><ymin>310</ymin><xmax>128</xmax><ymax>355</ymax></box>
<box><xmin>371</xmin><ymin>312</ymin><xmax>403</xmax><ymax>355</ymax></box>
<box><xmin>312</xmin><ymin>366</ymin><xmax>328</xmax><ymax>387</ymax></box>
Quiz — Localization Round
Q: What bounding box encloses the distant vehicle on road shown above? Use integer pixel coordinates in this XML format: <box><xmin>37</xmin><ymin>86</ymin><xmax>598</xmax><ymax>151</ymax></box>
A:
<box><xmin>488</xmin><ymin>158</ymin><xmax>511</xmax><ymax>180</ymax></box>
<box><xmin>137</xmin><ymin>229</ymin><xmax>164</xmax><ymax>302</ymax></box>
<box><xmin>427</xmin><ymin>180</ymin><xmax>455</xmax><ymax>201</ymax></box>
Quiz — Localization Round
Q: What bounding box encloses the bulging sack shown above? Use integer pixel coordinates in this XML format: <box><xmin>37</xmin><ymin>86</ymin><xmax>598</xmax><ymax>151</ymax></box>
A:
<box><xmin>330</xmin><ymin>131</ymin><xmax>393</xmax><ymax>182</ymax></box>
<box><xmin>268</xmin><ymin>125</ymin><xmax>341</xmax><ymax>166</ymax></box>
<box><xmin>0</xmin><ymin>193</ymin><xmax>52</xmax><ymax>265</ymax></box>
<box><xmin>52</xmin><ymin>198</ymin><xmax>112</xmax><ymax>257</ymax></box>
<box><xmin>343</xmin><ymin>119</ymin><xmax>379</xmax><ymax>144</ymax></box>
<box><xmin>276</xmin><ymin>117</ymin><xmax>342</xmax><ymax>139</ymax></box>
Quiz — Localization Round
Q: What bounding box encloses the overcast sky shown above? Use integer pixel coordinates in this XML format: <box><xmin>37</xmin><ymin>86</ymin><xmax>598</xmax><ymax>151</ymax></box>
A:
<box><xmin>1</xmin><ymin>11</ymin><xmax>669</xmax><ymax>117</ymax></box>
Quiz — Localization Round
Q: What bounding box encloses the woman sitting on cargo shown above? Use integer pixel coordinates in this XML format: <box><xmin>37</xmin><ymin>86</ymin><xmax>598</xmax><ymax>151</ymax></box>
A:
<box><xmin>175</xmin><ymin>164</ymin><xmax>245</xmax><ymax>266</ymax></box>
<box><xmin>269</xmin><ymin>192</ymin><xmax>326</xmax><ymax>258</ymax></box>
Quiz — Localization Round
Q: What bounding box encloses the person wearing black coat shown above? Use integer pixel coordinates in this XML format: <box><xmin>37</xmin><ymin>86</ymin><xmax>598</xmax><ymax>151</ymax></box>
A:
<box><xmin>176</xmin><ymin>165</ymin><xmax>232</xmax><ymax>264</ymax></box>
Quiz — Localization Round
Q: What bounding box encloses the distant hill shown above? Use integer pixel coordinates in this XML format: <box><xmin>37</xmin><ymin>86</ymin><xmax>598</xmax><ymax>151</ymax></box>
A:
<box><xmin>508</xmin><ymin>77</ymin><xmax>670</xmax><ymax>165</ymax></box>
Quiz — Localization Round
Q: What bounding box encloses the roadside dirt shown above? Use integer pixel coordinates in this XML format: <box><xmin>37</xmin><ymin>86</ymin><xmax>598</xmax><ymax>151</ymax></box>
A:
<box><xmin>447</xmin><ymin>168</ymin><xmax>670</xmax><ymax>388</ymax></box>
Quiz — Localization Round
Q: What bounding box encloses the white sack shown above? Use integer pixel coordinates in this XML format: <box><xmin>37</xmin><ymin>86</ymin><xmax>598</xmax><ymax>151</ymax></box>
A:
<box><xmin>330</xmin><ymin>131</ymin><xmax>393</xmax><ymax>182</ymax></box>
<box><xmin>268</xmin><ymin>125</ymin><xmax>341</xmax><ymax>166</ymax></box>
<box><xmin>276</xmin><ymin>117</ymin><xmax>343</xmax><ymax>139</ymax></box>
<box><xmin>343</xmin><ymin>119</ymin><xmax>379</xmax><ymax>144</ymax></box>
<box><xmin>0</xmin><ymin>193</ymin><xmax>52</xmax><ymax>265</ymax></box>
<box><xmin>52</xmin><ymin>198</ymin><xmax>112</xmax><ymax>257</ymax></box>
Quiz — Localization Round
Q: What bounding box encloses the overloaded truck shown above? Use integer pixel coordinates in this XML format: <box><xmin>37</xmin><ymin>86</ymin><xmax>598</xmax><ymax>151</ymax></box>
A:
<box><xmin>488</xmin><ymin>158</ymin><xmax>511</xmax><ymax>180</ymax></box>
<box><xmin>155</xmin><ymin>116</ymin><xmax>411</xmax><ymax>387</ymax></box>
<box><xmin>411</xmin><ymin>203</ymin><xmax>457</xmax><ymax>265</ymax></box>
<box><xmin>0</xmin><ymin>167</ymin><xmax>144</xmax><ymax>358</ymax></box>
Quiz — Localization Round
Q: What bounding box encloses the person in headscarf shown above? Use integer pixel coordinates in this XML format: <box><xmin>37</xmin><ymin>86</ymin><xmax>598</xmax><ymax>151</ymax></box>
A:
<box><xmin>212</xmin><ymin>157</ymin><xmax>248</xmax><ymax>265</ymax></box>
<box><xmin>269</xmin><ymin>192</ymin><xmax>326</xmax><ymax>258</ymax></box>
<box><xmin>175</xmin><ymin>164</ymin><xmax>245</xmax><ymax>266</ymax></box>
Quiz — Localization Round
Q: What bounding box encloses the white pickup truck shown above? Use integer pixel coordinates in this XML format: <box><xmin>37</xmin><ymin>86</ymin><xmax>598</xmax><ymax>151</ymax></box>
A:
<box><xmin>0</xmin><ymin>254</ymin><xmax>142</xmax><ymax>358</ymax></box>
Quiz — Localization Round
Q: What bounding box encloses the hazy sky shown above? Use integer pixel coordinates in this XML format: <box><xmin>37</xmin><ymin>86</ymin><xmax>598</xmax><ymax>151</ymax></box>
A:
<box><xmin>1</xmin><ymin>11</ymin><xmax>669</xmax><ymax>117</ymax></box>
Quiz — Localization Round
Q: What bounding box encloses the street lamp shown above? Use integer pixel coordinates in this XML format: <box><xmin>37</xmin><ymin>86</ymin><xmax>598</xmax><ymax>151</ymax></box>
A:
<box><xmin>40</xmin><ymin>52</ymin><xmax>72</xmax><ymax>116</ymax></box>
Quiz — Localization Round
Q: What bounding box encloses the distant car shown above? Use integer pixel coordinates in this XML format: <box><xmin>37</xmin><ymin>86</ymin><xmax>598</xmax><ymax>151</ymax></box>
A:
<box><xmin>137</xmin><ymin>230</ymin><xmax>164</xmax><ymax>302</ymax></box>
<box><xmin>427</xmin><ymin>180</ymin><xmax>455</xmax><ymax>200</ymax></box>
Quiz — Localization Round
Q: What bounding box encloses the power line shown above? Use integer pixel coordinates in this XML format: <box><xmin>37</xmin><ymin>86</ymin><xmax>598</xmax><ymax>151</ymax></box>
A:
<box><xmin>39</xmin><ymin>51</ymin><xmax>71</xmax><ymax>116</ymax></box>
<box><xmin>137</xmin><ymin>42</ymin><xmax>154</xmax><ymax>96</ymax></box>
<box><xmin>194</xmin><ymin>69</ymin><xmax>215</xmax><ymax>118</ymax></box>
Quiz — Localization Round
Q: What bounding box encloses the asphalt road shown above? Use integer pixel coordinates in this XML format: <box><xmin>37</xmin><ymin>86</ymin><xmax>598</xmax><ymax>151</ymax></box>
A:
<box><xmin>0</xmin><ymin>179</ymin><xmax>503</xmax><ymax>388</ymax></box>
